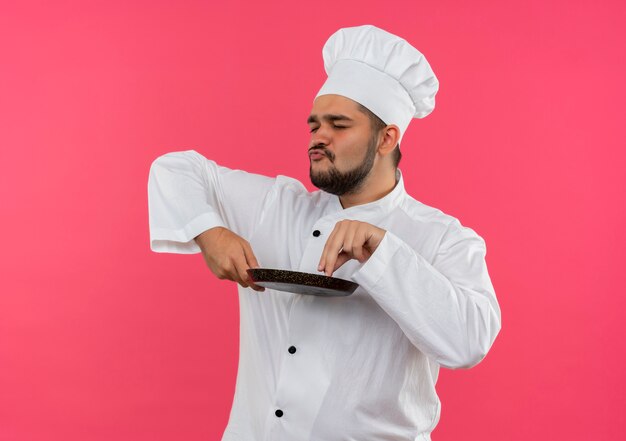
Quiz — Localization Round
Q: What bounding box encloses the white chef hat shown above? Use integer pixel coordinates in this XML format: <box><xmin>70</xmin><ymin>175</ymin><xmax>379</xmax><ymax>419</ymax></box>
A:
<box><xmin>315</xmin><ymin>25</ymin><xmax>439</xmax><ymax>143</ymax></box>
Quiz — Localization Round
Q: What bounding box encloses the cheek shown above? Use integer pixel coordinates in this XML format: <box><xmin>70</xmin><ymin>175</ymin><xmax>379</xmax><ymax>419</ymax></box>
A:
<box><xmin>345</xmin><ymin>137</ymin><xmax>371</xmax><ymax>159</ymax></box>
<box><xmin>335</xmin><ymin>149</ymin><xmax>364</xmax><ymax>169</ymax></box>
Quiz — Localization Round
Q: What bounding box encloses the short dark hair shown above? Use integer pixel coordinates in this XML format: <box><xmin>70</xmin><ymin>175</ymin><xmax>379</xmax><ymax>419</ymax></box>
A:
<box><xmin>357</xmin><ymin>103</ymin><xmax>402</xmax><ymax>168</ymax></box>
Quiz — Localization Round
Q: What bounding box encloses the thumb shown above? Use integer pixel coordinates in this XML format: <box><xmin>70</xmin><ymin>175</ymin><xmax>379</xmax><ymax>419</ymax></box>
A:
<box><xmin>242</xmin><ymin>242</ymin><xmax>260</xmax><ymax>269</ymax></box>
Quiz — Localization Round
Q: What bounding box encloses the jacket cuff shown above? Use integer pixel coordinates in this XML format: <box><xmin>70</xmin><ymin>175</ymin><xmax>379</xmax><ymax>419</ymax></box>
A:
<box><xmin>150</xmin><ymin>212</ymin><xmax>226</xmax><ymax>254</ymax></box>
<box><xmin>350</xmin><ymin>230</ymin><xmax>403</xmax><ymax>289</ymax></box>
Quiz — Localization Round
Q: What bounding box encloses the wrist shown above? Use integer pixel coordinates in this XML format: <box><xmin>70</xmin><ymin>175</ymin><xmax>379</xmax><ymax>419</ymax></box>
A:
<box><xmin>194</xmin><ymin>226</ymin><xmax>226</xmax><ymax>250</ymax></box>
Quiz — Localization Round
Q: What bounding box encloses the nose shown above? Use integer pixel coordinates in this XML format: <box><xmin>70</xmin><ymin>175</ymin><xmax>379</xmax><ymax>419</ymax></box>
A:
<box><xmin>310</xmin><ymin>125</ymin><xmax>331</xmax><ymax>149</ymax></box>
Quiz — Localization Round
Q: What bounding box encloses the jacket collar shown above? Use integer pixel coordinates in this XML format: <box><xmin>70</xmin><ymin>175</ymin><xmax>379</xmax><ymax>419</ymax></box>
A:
<box><xmin>327</xmin><ymin>169</ymin><xmax>406</xmax><ymax>217</ymax></box>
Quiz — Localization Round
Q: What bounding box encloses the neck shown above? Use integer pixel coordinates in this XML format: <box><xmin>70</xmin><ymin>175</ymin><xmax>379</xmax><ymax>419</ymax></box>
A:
<box><xmin>339</xmin><ymin>167</ymin><xmax>397</xmax><ymax>209</ymax></box>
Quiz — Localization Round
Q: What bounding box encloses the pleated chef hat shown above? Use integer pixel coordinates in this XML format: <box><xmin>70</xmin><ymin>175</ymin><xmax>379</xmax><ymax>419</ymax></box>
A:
<box><xmin>316</xmin><ymin>25</ymin><xmax>439</xmax><ymax>143</ymax></box>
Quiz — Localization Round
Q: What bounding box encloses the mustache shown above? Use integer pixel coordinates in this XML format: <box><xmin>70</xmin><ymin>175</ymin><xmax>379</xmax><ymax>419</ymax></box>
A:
<box><xmin>308</xmin><ymin>145</ymin><xmax>335</xmax><ymax>162</ymax></box>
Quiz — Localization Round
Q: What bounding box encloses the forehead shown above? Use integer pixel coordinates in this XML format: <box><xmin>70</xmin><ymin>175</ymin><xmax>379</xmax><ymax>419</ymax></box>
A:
<box><xmin>310</xmin><ymin>94</ymin><xmax>364</xmax><ymax>118</ymax></box>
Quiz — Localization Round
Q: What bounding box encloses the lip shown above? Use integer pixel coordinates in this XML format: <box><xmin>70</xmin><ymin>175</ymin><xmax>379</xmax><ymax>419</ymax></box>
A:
<box><xmin>309</xmin><ymin>150</ymin><xmax>327</xmax><ymax>161</ymax></box>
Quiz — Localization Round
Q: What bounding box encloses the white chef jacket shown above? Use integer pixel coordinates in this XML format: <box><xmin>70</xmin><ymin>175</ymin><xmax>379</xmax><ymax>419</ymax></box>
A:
<box><xmin>147</xmin><ymin>149</ymin><xmax>501</xmax><ymax>441</ymax></box>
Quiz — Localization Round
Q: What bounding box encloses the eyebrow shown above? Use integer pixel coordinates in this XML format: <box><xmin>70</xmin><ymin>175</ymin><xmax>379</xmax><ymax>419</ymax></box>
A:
<box><xmin>307</xmin><ymin>114</ymin><xmax>354</xmax><ymax>124</ymax></box>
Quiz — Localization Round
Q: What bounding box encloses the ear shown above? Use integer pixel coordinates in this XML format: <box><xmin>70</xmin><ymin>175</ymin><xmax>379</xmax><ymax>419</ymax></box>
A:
<box><xmin>377</xmin><ymin>125</ymin><xmax>401</xmax><ymax>156</ymax></box>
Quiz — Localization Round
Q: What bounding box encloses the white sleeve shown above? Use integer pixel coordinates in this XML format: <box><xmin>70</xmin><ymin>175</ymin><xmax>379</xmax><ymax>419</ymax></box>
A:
<box><xmin>351</xmin><ymin>222</ymin><xmax>501</xmax><ymax>369</ymax></box>
<box><xmin>147</xmin><ymin>149</ymin><xmax>276</xmax><ymax>254</ymax></box>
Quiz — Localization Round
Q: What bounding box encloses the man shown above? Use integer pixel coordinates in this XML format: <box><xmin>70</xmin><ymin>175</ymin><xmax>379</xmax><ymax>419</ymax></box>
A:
<box><xmin>148</xmin><ymin>25</ymin><xmax>501</xmax><ymax>441</ymax></box>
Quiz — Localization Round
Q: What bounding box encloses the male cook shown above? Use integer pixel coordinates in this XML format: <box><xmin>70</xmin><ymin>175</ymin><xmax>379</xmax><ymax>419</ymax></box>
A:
<box><xmin>148</xmin><ymin>25</ymin><xmax>501</xmax><ymax>441</ymax></box>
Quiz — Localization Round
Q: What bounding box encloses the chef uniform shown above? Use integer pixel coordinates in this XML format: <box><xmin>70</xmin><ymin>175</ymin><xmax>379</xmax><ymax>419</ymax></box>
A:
<box><xmin>148</xmin><ymin>25</ymin><xmax>501</xmax><ymax>441</ymax></box>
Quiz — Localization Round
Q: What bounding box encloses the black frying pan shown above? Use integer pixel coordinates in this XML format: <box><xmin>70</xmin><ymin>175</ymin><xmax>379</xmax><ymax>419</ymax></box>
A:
<box><xmin>247</xmin><ymin>268</ymin><xmax>358</xmax><ymax>297</ymax></box>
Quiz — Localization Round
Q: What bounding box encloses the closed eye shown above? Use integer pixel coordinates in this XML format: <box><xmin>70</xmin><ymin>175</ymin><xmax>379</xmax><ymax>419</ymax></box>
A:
<box><xmin>308</xmin><ymin>124</ymin><xmax>349</xmax><ymax>133</ymax></box>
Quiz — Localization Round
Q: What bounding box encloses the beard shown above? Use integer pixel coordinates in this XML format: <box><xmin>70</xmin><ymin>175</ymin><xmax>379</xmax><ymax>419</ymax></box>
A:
<box><xmin>309</xmin><ymin>135</ymin><xmax>378</xmax><ymax>196</ymax></box>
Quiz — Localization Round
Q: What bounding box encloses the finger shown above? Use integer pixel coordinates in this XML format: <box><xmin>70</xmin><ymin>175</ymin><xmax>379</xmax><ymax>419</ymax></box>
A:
<box><xmin>242</xmin><ymin>242</ymin><xmax>260</xmax><ymax>269</ymax></box>
<box><xmin>241</xmin><ymin>243</ymin><xmax>265</xmax><ymax>291</ymax></box>
<box><xmin>352</xmin><ymin>225</ymin><xmax>369</xmax><ymax>262</ymax></box>
<box><xmin>323</xmin><ymin>226</ymin><xmax>347</xmax><ymax>276</ymax></box>
<box><xmin>247</xmin><ymin>278</ymin><xmax>265</xmax><ymax>292</ymax></box>
<box><xmin>319</xmin><ymin>222</ymin><xmax>342</xmax><ymax>275</ymax></box>
<box><xmin>342</xmin><ymin>224</ymin><xmax>358</xmax><ymax>261</ymax></box>
<box><xmin>333</xmin><ymin>252</ymin><xmax>352</xmax><ymax>272</ymax></box>
<box><xmin>318</xmin><ymin>223</ymin><xmax>340</xmax><ymax>272</ymax></box>
<box><xmin>232</xmin><ymin>255</ymin><xmax>253</xmax><ymax>289</ymax></box>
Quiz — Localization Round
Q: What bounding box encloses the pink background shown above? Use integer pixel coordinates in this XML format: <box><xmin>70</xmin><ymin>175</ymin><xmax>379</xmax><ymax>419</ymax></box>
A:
<box><xmin>1</xmin><ymin>0</ymin><xmax>625</xmax><ymax>440</ymax></box>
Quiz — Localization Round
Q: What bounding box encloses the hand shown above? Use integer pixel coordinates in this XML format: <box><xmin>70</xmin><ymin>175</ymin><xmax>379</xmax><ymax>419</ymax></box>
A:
<box><xmin>318</xmin><ymin>220</ymin><xmax>386</xmax><ymax>277</ymax></box>
<box><xmin>194</xmin><ymin>227</ymin><xmax>265</xmax><ymax>292</ymax></box>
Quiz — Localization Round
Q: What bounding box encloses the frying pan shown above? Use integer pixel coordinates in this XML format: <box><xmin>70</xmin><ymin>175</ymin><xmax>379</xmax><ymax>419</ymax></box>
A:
<box><xmin>247</xmin><ymin>268</ymin><xmax>358</xmax><ymax>297</ymax></box>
